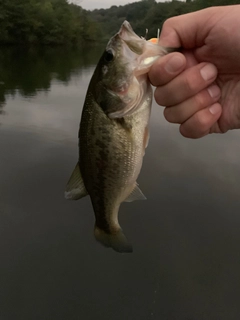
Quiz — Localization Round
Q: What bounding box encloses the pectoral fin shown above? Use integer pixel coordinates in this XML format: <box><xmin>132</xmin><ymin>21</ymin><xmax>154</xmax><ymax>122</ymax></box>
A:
<box><xmin>143</xmin><ymin>126</ymin><xmax>149</xmax><ymax>149</ymax></box>
<box><xmin>65</xmin><ymin>163</ymin><xmax>88</xmax><ymax>200</ymax></box>
<box><xmin>124</xmin><ymin>183</ymin><xmax>146</xmax><ymax>202</ymax></box>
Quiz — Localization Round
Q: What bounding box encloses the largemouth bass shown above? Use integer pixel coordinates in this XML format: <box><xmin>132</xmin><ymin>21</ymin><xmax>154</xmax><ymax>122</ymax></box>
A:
<box><xmin>65</xmin><ymin>21</ymin><xmax>170</xmax><ymax>253</ymax></box>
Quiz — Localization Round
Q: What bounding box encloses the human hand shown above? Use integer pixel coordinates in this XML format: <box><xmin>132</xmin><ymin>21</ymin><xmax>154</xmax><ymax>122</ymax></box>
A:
<box><xmin>149</xmin><ymin>5</ymin><xmax>240</xmax><ymax>138</ymax></box>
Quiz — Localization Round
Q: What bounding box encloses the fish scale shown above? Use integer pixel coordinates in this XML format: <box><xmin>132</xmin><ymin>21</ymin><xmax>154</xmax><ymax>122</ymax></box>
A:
<box><xmin>65</xmin><ymin>21</ymin><xmax>172</xmax><ymax>253</ymax></box>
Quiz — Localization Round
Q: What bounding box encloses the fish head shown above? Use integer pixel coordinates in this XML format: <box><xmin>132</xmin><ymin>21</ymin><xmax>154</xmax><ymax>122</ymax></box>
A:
<box><xmin>92</xmin><ymin>21</ymin><xmax>169</xmax><ymax>119</ymax></box>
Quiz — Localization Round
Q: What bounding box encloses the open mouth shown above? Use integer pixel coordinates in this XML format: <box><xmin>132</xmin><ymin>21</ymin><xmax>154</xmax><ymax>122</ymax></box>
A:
<box><xmin>118</xmin><ymin>21</ymin><xmax>144</xmax><ymax>56</ymax></box>
<box><xmin>118</xmin><ymin>21</ymin><xmax>137</xmax><ymax>40</ymax></box>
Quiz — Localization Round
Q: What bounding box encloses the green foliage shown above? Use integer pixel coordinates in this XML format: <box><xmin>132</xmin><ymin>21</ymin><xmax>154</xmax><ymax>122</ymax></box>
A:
<box><xmin>0</xmin><ymin>0</ymin><xmax>102</xmax><ymax>45</ymax></box>
<box><xmin>0</xmin><ymin>0</ymin><xmax>239</xmax><ymax>45</ymax></box>
<box><xmin>89</xmin><ymin>0</ymin><xmax>240</xmax><ymax>40</ymax></box>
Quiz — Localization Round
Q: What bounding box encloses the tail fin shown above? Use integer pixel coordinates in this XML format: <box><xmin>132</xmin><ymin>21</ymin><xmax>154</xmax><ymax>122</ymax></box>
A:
<box><xmin>94</xmin><ymin>226</ymin><xmax>133</xmax><ymax>253</ymax></box>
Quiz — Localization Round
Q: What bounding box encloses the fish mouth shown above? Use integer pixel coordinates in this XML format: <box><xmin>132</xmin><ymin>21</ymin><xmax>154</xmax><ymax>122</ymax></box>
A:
<box><xmin>118</xmin><ymin>20</ymin><xmax>168</xmax><ymax>78</ymax></box>
<box><xmin>118</xmin><ymin>21</ymin><xmax>144</xmax><ymax>55</ymax></box>
<box><xmin>105</xmin><ymin>21</ymin><xmax>150</xmax><ymax>119</ymax></box>
<box><xmin>118</xmin><ymin>21</ymin><xmax>138</xmax><ymax>40</ymax></box>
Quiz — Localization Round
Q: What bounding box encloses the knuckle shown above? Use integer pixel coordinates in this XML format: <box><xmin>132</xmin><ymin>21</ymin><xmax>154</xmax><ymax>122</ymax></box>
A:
<box><xmin>149</xmin><ymin>63</ymin><xmax>161</xmax><ymax>86</ymax></box>
<box><xmin>194</xmin><ymin>111</ymin><xmax>210</xmax><ymax>132</ymax></box>
<box><xmin>154</xmin><ymin>87</ymin><xmax>164</xmax><ymax>106</ymax></box>
<box><xmin>162</xmin><ymin>17</ymin><xmax>175</xmax><ymax>29</ymax></box>
<box><xmin>154</xmin><ymin>87</ymin><xmax>168</xmax><ymax>106</ymax></box>
<box><xmin>163</xmin><ymin>107</ymin><xmax>169</xmax><ymax>120</ymax></box>
<box><xmin>180</xmin><ymin>123</ymin><xmax>206</xmax><ymax>139</ymax></box>
<box><xmin>183</xmin><ymin>72</ymin><xmax>199</xmax><ymax>93</ymax></box>
<box><xmin>180</xmin><ymin>109</ymin><xmax>211</xmax><ymax>139</ymax></box>
<box><xmin>154</xmin><ymin>88</ymin><xmax>162</xmax><ymax>105</ymax></box>
<box><xmin>179</xmin><ymin>128</ymin><xmax>191</xmax><ymax>138</ymax></box>
<box><xmin>193</xmin><ymin>91</ymin><xmax>206</xmax><ymax>109</ymax></box>
<box><xmin>164</xmin><ymin>107</ymin><xmax>174</xmax><ymax>123</ymax></box>
<box><xmin>162</xmin><ymin>20</ymin><xmax>170</xmax><ymax>30</ymax></box>
<box><xmin>164</xmin><ymin>106</ymin><xmax>181</xmax><ymax>124</ymax></box>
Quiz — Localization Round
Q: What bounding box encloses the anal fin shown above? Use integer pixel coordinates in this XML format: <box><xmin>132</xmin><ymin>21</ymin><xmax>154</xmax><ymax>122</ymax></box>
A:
<box><xmin>124</xmin><ymin>183</ymin><xmax>146</xmax><ymax>202</ymax></box>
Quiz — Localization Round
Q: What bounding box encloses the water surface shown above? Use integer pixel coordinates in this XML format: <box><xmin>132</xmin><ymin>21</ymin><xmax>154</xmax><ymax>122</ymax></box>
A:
<box><xmin>0</xmin><ymin>46</ymin><xmax>240</xmax><ymax>320</ymax></box>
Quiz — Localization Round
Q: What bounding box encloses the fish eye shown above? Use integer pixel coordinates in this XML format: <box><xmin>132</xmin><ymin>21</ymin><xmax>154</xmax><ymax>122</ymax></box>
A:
<box><xmin>104</xmin><ymin>49</ymin><xmax>114</xmax><ymax>62</ymax></box>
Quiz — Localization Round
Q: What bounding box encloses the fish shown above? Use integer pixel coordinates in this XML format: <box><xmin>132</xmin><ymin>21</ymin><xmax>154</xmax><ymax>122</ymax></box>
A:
<box><xmin>65</xmin><ymin>21</ymin><xmax>170</xmax><ymax>253</ymax></box>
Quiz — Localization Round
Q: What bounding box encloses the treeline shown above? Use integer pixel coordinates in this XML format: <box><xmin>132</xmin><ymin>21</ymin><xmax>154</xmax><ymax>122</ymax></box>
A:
<box><xmin>0</xmin><ymin>0</ymin><xmax>240</xmax><ymax>46</ymax></box>
<box><xmin>0</xmin><ymin>46</ymin><xmax>103</xmax><ymax>110</ymax></box>
<box><xmin>89</xmin><ymin>0</ymin><xmax>240</xmax><ymax>41</ymax></box>
<box><xmin>0</xmin><ymin>0</ymin><xmax>101</xmax><ymax>45</ymax></box>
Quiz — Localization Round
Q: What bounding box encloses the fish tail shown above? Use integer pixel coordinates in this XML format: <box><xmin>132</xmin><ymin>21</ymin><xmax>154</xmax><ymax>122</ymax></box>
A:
<box><xmin>94</xmin><ymin>226</ymin><xmax>133</xmax><ymax>253</ymax></box>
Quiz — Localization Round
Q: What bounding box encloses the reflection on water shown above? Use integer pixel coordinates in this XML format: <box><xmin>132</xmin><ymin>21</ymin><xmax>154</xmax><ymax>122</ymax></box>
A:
<box><xmin>1</xmin><ymin>46</ymin><xmax>240</xmax><ymax>320</ymax></box>
<box><xmin>0</xmin><ymin>46</ymin><xmax>103</xmax><ymax>112</ymax></box>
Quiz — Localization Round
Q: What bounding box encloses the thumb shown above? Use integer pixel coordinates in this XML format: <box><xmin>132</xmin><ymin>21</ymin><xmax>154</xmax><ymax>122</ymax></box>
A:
<box><xmin>159</xmin><ymin>7</ymin><xmax>219</xmax><ymax>49</ymax></box>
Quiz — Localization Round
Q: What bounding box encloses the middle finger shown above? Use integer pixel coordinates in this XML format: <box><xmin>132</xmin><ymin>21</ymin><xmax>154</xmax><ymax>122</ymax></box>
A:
<box><xmin>154</xmin><ymin>62</ymin><xmax>218</xmax><ymax>106</ymax></box>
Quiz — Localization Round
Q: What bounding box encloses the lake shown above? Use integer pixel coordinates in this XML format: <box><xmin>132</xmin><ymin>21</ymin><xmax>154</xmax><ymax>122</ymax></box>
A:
<box><xmin>0</xmin><ymin>46</ymin><xmax>240</xmax><ymax>320</ymax></box>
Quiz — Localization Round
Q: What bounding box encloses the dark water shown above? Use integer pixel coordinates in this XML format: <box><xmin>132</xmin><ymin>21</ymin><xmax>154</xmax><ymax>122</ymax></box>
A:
<box><xmin>0</xmin><ymin>46</ymin><xmax>240</xmax><ymax>320</ymax></box>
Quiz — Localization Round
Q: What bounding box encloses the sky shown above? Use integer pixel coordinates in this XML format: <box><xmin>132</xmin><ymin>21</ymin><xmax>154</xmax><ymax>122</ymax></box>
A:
<box><xmin>68</xmin><ymin>0</ymin><xmax>178</xmax><ymax>11</ymax></box>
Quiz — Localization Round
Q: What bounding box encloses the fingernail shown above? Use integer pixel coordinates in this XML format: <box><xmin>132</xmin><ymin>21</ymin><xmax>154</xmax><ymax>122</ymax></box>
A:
<box><xmin>209</xmin><ymin>103</ymin><xmax>221</xmax><ymax>115</ymax></box>
<box><xmin>200</xmin><ymin>64</ymin><xmax>217</xmax><ymax>81</ymax></box>
<box><xmin>165</xmin><ymin>55</ymin><xmax>185</xmax><ymax>73</ymax></box>
<box><xmin>208</xmin><ymin>85</ymin><xmax>221</xmax><ymax>98</ymax></box>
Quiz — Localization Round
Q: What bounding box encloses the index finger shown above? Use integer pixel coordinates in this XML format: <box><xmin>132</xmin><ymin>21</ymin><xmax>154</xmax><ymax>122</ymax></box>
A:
<box><xmin>158</xmin><ymin>7</ymin><xmax>220</xmax><ymax>48</ymax></box>
<box><xmin>149</xmin><ymin>52</ymin><xmax>186</xmax><ymax>86</ymax></box>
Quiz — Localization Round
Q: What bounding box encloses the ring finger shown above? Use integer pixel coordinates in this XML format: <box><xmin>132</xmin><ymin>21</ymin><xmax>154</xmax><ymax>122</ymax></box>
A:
<box><xmin>164</xmin><ymin>84</ymin><xmax>221</xmax><ymax>124</ymax></box>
